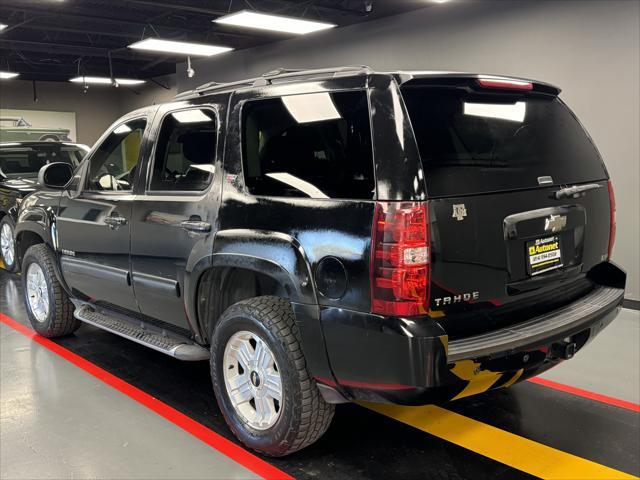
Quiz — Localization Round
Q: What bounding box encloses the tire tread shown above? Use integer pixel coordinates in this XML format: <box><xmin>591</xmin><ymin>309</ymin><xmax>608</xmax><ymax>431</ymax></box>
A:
<box><xmin>212</xmin><ymin>295</ymin><xmax>334</xmax><ymax>456</ymax></box>
<box><xmin>23</xmin><ymin>244</ymin><xmax>79</xmax><ymax>337</ymax></box>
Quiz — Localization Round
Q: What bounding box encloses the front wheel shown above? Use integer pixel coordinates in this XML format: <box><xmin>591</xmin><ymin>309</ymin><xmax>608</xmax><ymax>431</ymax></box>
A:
<box><xmin>1</xmin><ymin>216</ymin><xmax>17</xmax><ymax>272</ymax></box>
<box><xmin>21</xmin><ymin>244</ymin><xmax>80</xmax><ymax>337</ymax></box>
<box><xmin>210</xmin><ymin>296</ymin><xmax>334</xmax><ymax>456</ymax></box>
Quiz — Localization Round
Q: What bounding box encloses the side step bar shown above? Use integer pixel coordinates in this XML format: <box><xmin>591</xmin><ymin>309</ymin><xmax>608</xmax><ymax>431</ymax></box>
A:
<box><xmin>74</xmin><ymin>304</ymin><xmax>210</xmax><ymax>361</ymax></box>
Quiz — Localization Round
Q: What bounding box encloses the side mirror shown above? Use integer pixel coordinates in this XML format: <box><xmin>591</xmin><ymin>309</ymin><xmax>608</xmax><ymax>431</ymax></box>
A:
<box><xmin>38</xmin><ymin>162</ymin><xmax>73</xmax><ymax>189</ymax></box>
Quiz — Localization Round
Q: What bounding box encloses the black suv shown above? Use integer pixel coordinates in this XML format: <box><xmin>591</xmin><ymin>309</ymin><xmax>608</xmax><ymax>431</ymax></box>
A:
<box><xmin>15</xmin><ymin>67</ymin><xmax>625</xmax><ymax>456</ymax></box>
<box><xmin>0</xmin><ymin>141</ymin><xmax>89</xmax><ymax>271</ymax></box>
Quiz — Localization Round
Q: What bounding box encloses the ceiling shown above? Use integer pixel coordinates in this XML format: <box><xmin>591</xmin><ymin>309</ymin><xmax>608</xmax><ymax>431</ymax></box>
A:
<box><xmin>0</xmin><ymin>0</ymin><xmax>430</xmax><ymax>83</ymax></box>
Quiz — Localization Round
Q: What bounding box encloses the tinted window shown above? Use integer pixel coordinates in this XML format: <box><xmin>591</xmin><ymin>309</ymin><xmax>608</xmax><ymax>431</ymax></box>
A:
<box><xmin>401</xmin><ymin>87</ymin><xmax>607</xmax><ymax>197</ymax></box>
<box><xmin>150</xmin><ymin>109</ymin><xmax>217</xmax><ymax>191</ymax></box>
<box><xmin>242</xmin><ymin>91</ymin><xmax>374</xmax><ymax>199</ymax></box>
<box><xmin>86</xmin><ymin>119</ymin><xmax>146</xmax><ymax>191</ymax></box>
<box><xmin>0</xmin><ymin>145</ymin><xmax>86</xmax><ymax>179</ymax></box>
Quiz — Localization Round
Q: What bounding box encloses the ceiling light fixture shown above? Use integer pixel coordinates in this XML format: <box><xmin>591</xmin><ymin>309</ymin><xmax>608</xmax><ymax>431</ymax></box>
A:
<box><xmin>128</xmin><ymin>38</ymin><xmax>233</xmax><ymax>56</ymax></box>
<box><xmin>0</xmin><ymin>71</ymin><xmax>20</xmax><ymax>79</ymax></box>
<box><xmin>214</xmin><ymin>10</ymin><xmax>336</xmax><ymax>35</ymax></box>
<box><xmin>69</xmin><ymin>76</ymin><xmax>145</xmax><ymax>85</ymax></box>
<box><xmin>0</xmin><ymin>24</ymin><xmax>8</xmax><ymax>31</ymax></box>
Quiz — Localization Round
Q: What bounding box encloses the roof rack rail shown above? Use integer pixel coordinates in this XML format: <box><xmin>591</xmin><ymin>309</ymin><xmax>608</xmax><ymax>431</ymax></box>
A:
<box><xmin>261</xmin><ymin>68</ymin><xmax>305</xmax><ymax>77</ymax></box>
<box><xmin>173</xmin><ymin>65</ymin><xmax>374</xmax><ymax>99</ymax></box>
<box><xmin>253</xmin><ymin>65</ymin><xmax>373</xmax><ymax>86</ymax></box>
<box><xmin>195</xmin><ymin>81</ymin><xmax>221</xmax><ymax>90</ymax></box>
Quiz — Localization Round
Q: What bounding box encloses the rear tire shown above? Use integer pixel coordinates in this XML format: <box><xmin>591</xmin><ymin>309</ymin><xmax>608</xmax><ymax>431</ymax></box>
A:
<box><xmin>21</xmin><ymin>244</ymin><xmax>80</xmax><ymax>337</ymax></box>
<box><xmin>1</xmin><ymin>216</ymin><xmax>17</xmax><ymax>272</ymax></box>
<box><xmin>210</xmin><ymin>296</ymin><xmax>334</xmax><ymax>456</ymax></box>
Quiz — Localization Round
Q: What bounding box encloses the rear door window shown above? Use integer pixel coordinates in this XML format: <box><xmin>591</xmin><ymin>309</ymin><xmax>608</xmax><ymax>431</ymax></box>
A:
<box><xmin>241</xmin><ymin>90</ymin><xmax>374</xmax><ymax>199</ymax></box>
<box><xmin>401</xmin><ymin>87</ymin><xmax>607</xmax><ymax>197</ymax></box>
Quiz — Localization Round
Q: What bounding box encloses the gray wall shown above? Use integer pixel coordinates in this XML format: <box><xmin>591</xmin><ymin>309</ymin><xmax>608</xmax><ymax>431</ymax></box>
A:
<box><xmin>1</xmin><ymin>80</ymin><xmax>122</xmax><ymax>147</ymax></box>
<box><xmin>180</xmin><ymin>0</ymin><xmax>640</xmax><ymax>300</ymax></box>
<box><xmin>0</xmin><ymin>78</ymin><xmax>177</xmax><ymax>146</ymax></box>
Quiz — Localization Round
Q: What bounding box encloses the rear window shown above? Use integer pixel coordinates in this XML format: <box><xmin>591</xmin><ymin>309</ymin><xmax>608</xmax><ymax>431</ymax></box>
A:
<box><xmin>401</xmin><ymin>87</ymin><xmax>607</xmax><ymax>197</ymax></box>
<box><xmin>241</xmin><ymin>90</ymin><xmax>374</xmax><ymax>199</ymax></box>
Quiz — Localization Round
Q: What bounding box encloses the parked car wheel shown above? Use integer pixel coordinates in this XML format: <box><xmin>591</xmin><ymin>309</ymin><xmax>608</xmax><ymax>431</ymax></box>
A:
<box><xmin>0</xmin><ymin>216</ymin><xmax>18</xmax><ymax>272</ymax></box>
<box><xmin>210</xmin><ymin>296</ymin><xmax>334</xmax><ymax>456</ymax></box>
<box><xmin>39</xmin><ymin>135</ymin><xmax>60</xmax><ymax>142</ymax></box>
<box><xmin>21</xmin><ymin>244</ymin><xmax>80</xmax><ymax>337</ymax></box>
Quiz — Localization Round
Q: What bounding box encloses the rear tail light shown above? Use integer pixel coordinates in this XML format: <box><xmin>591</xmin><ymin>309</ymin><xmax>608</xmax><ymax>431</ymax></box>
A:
<box><xmin>476</xmin><ymin>77</ymin><xmax>533</xmax><ymax>91</ymax></box>
<box><xmin>607</xmin><ymin>180</ymin><xmax>616</xmax><ymax>259</ymax></box>
<box><xmin>370</xmin><ymin>202</ymin><xmax>430</xmax><ymax>316</ymax></box>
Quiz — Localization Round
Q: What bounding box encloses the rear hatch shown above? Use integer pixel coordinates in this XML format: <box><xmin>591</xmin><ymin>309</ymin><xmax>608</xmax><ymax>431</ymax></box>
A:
<box><xmin>400</xmin><ymin>77</ymin><xmax>613</xmax><ymax>338</ymax></box>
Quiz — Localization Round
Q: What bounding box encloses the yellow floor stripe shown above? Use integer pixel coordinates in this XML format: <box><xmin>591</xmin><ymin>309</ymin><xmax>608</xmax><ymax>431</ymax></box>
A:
<box><xmin>362</xmin><ymin>402</ymin><xmax>639</xmax><ymax>480</ymax></box>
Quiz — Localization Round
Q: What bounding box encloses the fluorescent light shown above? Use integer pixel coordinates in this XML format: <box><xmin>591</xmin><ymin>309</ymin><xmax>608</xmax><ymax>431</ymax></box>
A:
<box><xmin>214</xmin><ymin>10</ymin><xmax>336</xmax><ymax>35</ymax></box>
<box><xmin>128</xmin><ymin>38</ymin><xmax>233</xmax><ymax>56</ymax></box>
<box><xmin>282</xmin><ymin>93</ymin><xmax>341</xmax><ymax>123</ymax></box>
<box><xmin>464</xmin><ymin>101</ymin><xmax>526</xmax><ymax>123</ymax></box>
<box><xmin>0</xmin><ymin>24</ymin><xmax>7</xmax><ymax>31</ymax></box>
<box><xmin>171</xmin><ymin>110</ymin><xmax>213</xmax><ymax>124</ymax></box>
<box><xmin>0</xmin><ymin>71</ymin><xmax>19</xmax><ymax>79</ymax></box>
<box><xmin>69</xmin><ymin>76</ymin><xmax>145</xmax><ymax>85</ymax></box>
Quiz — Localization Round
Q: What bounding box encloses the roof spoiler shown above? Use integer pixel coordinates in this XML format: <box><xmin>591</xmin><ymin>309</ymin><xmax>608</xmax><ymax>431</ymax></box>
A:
<box><xmin>396</xmin><ymin>72</ymin><xmax>561</xmax><ymax>96</ymax></box>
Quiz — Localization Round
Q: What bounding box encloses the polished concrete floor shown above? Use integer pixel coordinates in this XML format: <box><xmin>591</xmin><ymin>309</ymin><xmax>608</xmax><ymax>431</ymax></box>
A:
<box><xmin>1</xmin><ymin>269</ymin><xmax>639</xmax><ymax>480</ymax></box>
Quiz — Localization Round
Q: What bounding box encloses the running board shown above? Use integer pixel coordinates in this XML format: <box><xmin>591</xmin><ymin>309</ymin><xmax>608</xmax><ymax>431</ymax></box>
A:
<box><xmin>74</xmin><ymin>304</ymin><xmax>209</xmax><ymax>361</ymax></box>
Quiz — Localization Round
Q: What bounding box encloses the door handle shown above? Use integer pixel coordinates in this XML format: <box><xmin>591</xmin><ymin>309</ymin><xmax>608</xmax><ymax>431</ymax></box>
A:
<box><xmin>180</xmin><ymin>220</ymin><xmax>211</xmax><ymax>233</ymax></box>
<box><xmin>104</xmin><ymin>215</ymin><xmax>128</xmax><ymax>229</ymax></box>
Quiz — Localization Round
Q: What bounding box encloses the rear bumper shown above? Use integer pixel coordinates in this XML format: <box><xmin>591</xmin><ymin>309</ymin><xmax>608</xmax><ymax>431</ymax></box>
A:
<box><xmin>447</xmin><ymin>286</ymin><xmax>622</xmax><ymax>362</ymax></box>
<box><xmin>319</xmin><ymin>267</ymin><xmax>625</xmax><ymax>405</ymax></box>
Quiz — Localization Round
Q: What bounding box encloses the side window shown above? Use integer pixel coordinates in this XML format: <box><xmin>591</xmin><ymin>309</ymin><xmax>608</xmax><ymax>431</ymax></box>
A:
<box><xmin>86</xmin><ymin>119</ymin><xmax>147</xmax><ymax>191</ymax></box>
<box><xmin>241</xmin><ymin>90</ymin><xmax>374</xmax><ymax>199</ymax></box>
<box><xmin>150</xmin><ymin>108</ymin><xmax>217</xmax><ymax>191</ymax></box>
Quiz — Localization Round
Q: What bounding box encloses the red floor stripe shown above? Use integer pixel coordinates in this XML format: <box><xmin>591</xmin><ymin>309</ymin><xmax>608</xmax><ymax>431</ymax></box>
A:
<box><xmin>528</xmin><ymin>376</ymin><xmax>640</xmax><ymax>413</ymax></box>
<box><xmin>0</xmin><ymin>313</ymin><xmax>293</xmax><ymax>480</ymax></box>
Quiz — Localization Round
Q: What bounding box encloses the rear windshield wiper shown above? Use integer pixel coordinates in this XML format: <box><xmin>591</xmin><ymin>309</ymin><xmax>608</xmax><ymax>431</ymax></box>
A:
<box><xmin>553</xmin><ymin>183</ymin><xmax>601</xmax><ymax>199</ymax></box>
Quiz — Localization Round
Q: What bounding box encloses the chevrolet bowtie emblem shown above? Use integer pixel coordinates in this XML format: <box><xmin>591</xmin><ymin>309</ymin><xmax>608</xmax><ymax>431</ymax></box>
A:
<box><xmin>545</xmin><ymin>214</ymin><xmax>567</xmax><ymax>233</ymax></box>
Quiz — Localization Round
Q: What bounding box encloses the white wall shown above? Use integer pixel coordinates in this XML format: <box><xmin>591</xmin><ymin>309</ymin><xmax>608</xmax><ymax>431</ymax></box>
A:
<box><xmin>180</xmin><ymin>0</ymin><xmax>640</xmax><ymax>300</ymax></box>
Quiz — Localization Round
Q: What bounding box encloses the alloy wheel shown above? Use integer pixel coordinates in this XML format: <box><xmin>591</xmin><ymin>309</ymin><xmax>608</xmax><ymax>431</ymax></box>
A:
<box><xmin>0</xmin><ymin>223</ymin><xmax>15</xmax><ymax>267</ymax></box>
<box><xmin>26</xmin><ymin>263</ymin><xmax>50</xmax><ymax>322</ymax></box>
<box><xmin>223</xmin><ymin>330</ymin><xmax>283</xmax><ymax>430</ymax></box>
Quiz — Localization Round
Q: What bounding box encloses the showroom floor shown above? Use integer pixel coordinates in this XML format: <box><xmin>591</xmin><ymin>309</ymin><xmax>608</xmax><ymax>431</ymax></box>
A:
<box><xmin>1</xmin><ymin>269</ymin><xmax>639</xmax><ymax>480</ymax></box>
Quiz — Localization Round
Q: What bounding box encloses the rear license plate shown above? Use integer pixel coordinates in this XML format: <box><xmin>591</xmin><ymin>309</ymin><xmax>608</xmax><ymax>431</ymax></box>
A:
<box><xmin>527</xmin><ymin>235</ymin><xmax>563</xmax><ymax>276</ymax></box>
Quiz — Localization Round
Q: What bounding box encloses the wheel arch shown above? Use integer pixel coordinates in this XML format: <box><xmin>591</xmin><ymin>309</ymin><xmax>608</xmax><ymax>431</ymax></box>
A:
<box><xmin>187</xmin><ymin>228</ymin><xmax>338</xmax><ymax>387</ymax></box>
<box><xmin>14</xmin><ymin>218</ymin><xmax>71</xmax><ymax>295</ymax></box>
<box><xmin>15</xmin><ymin>225</ymin><xmax>50</xmax><ymax>267</ymax></box>
<box><xmin>191</xmin><ymin>229</ymin><xmax>318</xmax><ymax>341</ymax></box>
